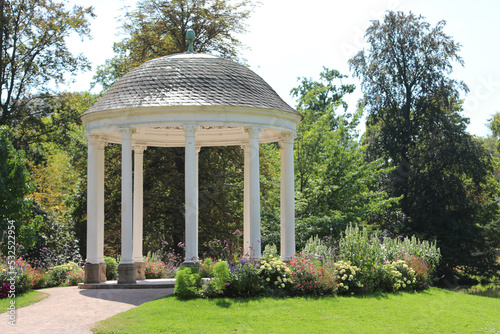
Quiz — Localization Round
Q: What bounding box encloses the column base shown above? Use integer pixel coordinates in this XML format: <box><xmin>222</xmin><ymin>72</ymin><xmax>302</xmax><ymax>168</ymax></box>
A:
<box><xmin>84</xmin><ymin>262</ymin><xmax>107</xmax><ymax>283</ymax></box>
<box><xmin>99</xmin><ymin>262</ymin><xmax>107</xmax><ymax>282</ymax></box>
<box><xmin>134</xmin><ymin>261</ymin><xmax>145</xmax><ymax>280</ymax></box>
<box><xmin>182</xmin><ymin>260</ymin><xmax>200</xmax><ymax>268</ymax></box>
<box><xmin>118</xmin><ymin>263</ymin><xmax>137</xmax><ymax>284</ymax></box>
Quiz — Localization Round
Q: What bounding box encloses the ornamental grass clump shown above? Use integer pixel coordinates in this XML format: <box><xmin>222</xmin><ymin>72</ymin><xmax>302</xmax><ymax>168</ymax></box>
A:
<box><xmin>382</xmin><ymin>235</ymin><xmax>440</xmax><ymax>266</ymax></box>
<box><xmin>336</xmin><ymin>224</ymin><xmax>383</xmax><ymax>271</ymax></box>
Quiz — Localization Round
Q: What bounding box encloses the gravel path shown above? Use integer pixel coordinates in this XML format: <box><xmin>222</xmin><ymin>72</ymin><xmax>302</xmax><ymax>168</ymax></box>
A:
<box><xmin>0</xmin><ymin>286</ymin><xmax>174</xmax><ymax>334</ymax></box>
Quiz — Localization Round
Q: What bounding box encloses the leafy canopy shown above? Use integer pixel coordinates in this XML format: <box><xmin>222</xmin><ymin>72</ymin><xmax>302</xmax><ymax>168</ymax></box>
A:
<box><xmin>0</xmin><ymin>0</ymin><xmax>94</xmax><ymax>127</ymax></box>
<box><xmin>94</xmin><ymin>0</ymin><xmax>255</xmax><ymax>90</ymax></box>
<box><xmin>289</xmin><ymin>68</ymin><xmax>397</xmax><ymax>247</ymax></box>
<box><xmin>349</xmin><ymin>11</ymin><xmax>500</xmax><ymax>277</ymax></box>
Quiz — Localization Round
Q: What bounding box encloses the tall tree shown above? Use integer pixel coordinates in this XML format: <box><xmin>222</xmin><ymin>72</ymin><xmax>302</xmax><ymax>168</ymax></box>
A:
<box><xmin>0</xmin><ymin>0</ymin><xmax>94</xmax><ymax>127</ymax></box>
<box><xmin>94</xmin><ymin>0</ymin><xmax>254</xmax><ymax>90</ymax></box>
<box><xmin>0</xmin><ymin>127</ymin><xmax>37</xmax><ymax>253</ymax></box>
<box><xmin>349</xmin><ymin>11</ymin><xmax>499</xmax><ymax>277</ymax></box>
<box><xmin>288</xmin><ymin>68</ymin><xmax>397</xmax><ymax>248</ymax></box>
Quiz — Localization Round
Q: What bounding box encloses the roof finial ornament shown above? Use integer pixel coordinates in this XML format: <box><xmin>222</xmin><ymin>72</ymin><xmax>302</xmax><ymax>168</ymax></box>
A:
<box><xmin>186</xmin><ymin>29</ymin><xmax>195</xmax><ymax>53</ymax></box>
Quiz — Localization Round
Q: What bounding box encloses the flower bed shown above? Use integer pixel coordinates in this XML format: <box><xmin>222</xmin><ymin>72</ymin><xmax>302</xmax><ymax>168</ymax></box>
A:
<box><xmin>174</xmin><ymin>225</ymin><xmax>440</xmax><ymax>299</ymax></box>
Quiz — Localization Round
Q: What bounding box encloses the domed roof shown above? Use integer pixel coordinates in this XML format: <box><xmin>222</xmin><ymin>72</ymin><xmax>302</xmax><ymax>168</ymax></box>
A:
<box><xmin>83</xmin><ymin>53</ymin><xmax>298</xmax><ymax>116</ymax></box>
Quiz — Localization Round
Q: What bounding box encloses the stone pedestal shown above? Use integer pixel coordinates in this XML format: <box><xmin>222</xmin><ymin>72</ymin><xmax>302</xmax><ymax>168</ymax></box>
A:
<box><xmin>134</xmin><ymin>261</ymin><xmax>145</xmax><ymax>280</ymax></box>
<box><xmin>118</xmin><ymin>263</ymin><xmax>137</xmax><ymax>284</ymax></box>
<box><xmin>85</xmin><ymin>262</ymin><xmax>107</xmax><ymax>283</ymax></box>
<box><xmin>99</xmin><ymin>262</ymin><xmax>107</xmax><ymax>282</ymax></box>
<box><xmin>181</xmin><ymin>260</ymin><xmax>200</xmax><ymax>269</ymax></box>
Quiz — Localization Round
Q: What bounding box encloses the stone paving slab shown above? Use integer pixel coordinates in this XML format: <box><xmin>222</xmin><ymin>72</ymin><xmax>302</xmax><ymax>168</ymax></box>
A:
<box><xmin>79</xmin><ymin>278</ymin><xmax>176</xmax><ymax>289</ymax></box>
<box><xmin>0</xmin><ymin>286</ymin><xmax>174</xmax><ymax>334</ymax></box>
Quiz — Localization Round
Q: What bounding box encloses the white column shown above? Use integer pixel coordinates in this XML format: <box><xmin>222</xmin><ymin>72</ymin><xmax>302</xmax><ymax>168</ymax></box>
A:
<box><xmin>280</xmin><ymin>132</ymin><xmax>296</xmax><ymax>261</ymax></box>
<box><xmin>242</xmin><ymin>144</ymin><xmax>250</xmax><ymax>255</ymax></box>
<box><xmin>246</xmin><ymin>127</ymin><xmax>262</xmax><ymax>259</ymax></box>
<box><xmin>119</xmin><ymin>128</ymin><xmax>135</xmax><ymax>264</ymax></box>
<box><xmin>195</xmin><ymin>146</ymin><xmax>201</xmax><ymax>251</ymax></box>
<box><xmin>96</xmin><ymin>139</ymin><xmax>106</xmax><ymax>265</ymax></box>
<box><xmin>184</xmin><ymin>125</ymin><xmax>198</xmax><ymax>263</ymax></box>
<box><xmin>133</xmin><ymin>145</ymin><xmax>147</xmax><ymax>263</ymax></box>
<box><xmin>86</xmin><ymin>135</ymin><xmax>100</xmax><ymax>265</ymax></box>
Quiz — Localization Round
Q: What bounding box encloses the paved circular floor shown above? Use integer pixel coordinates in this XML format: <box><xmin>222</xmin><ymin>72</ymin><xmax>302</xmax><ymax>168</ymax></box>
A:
<box><xmin>0</xmin><ymin>286</ymin><xmax>174</xmax><ymax>333</ymax></box>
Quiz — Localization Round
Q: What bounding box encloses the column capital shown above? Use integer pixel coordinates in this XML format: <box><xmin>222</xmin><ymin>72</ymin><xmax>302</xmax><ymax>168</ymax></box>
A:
<box><xmin>183</xmin><ymin>125</ymin><xmax>198</xmax><ymax>134</ymax></box>
<box><xmin>244</xmin><ymin>127</ymin><xmax>262</xmax><ymax>138</ymax></box>
<box><xmin>279</xmin><ymin>131</ymin><xmax>296</xmax><ymax>147</ymax></box>
<box><xmin>133</xmin><ymin>145</ymin><xmax>147</xmax><ymax>153</ymax></box>
<box><xmin>87</xmin><ymin>135</ymin><xmax>108</xmax><ymax>148</ymax></box>
<box><xmin>118</xmin><ymin>127</ymin><xmax>136</xmax><ymax>137</ymax></box>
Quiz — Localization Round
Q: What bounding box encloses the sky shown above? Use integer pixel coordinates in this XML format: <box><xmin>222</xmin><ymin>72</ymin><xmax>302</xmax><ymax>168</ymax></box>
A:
<box><xmin>65</xmin><ymin>0</ymin><xmax>500</xmax><ymax>137</ymax></box>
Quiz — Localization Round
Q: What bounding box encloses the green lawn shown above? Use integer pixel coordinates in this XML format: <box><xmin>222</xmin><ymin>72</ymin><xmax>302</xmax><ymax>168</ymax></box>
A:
<box><xmin>0</xmin><ymin>290</ymin><xmax>49</xmax><ymax>312</ymax></box>
<box><xmin>93</xmin><ymin>288</ymin><xmax>500</xmax><ymax>333</ymax></box>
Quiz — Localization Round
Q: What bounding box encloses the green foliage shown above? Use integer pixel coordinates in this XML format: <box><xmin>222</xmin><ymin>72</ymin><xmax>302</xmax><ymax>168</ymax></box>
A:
<box><xmin>225</xmin><ymin>260</ymin><xmax>262</xmax><ymax>297</ymax></box>
<box><xmin>349</xmin><ymin>11</ymin><xmax>500</xmax><ymax>278</ymax></box>
<box><xmin>302</xmin><ymin>235</ymin><xmax>329</xmax><ymax>259</ymax></box>
<box><xmin>104</xmin><ymin>256</ymin><xmax>118</xmax><ymax>281</ymax></box>
<box><xmin>45</xmin><ymin>262</ymin><xmax>83</xmax><ymax>287</ymax></box>
<box><xmin>94</xmin><ymin>0</ymin><xmax>255</xmax><ymax>90</ymax></box>
<box><xmin>291</xmin><ymin>68</ymin><xmax>397</xmax><ymax>247</ymax></box>
<box><xmin>199</xmin><ymin>258</ymin><xmax>214</xmax><ymax>278</ymax></box>
<box><xmin>0</xmin><ymin>1</ymin><xmax>94</xmax><ymax>127</ymax></box>
<box><xmin>0</xmin><ymin>128</ymin><xmax>38</xmax><ymax>251</ymax></box>
<box><xmin>174</xmin><ymin>266</ymin><xmax>202</xmax><ymax>299</ymax></box>
<box><xmin>336</xmin><ymin>224</ymin><xmax>384</xmax><ymax>271</ymax></box>
<box><xmin>207</xmin><ymin>261</ymin><xmax>230</xmax><ymax>295</ymax></box>
<box><xmin>382</xmin><ymin>235</ymin><xmax>441</xmax><ymax>266</ymax></box>
<box><xmin>262</xmin><ymin>244</ymin><xmax>278</xmax><ymax>257</ymax></box>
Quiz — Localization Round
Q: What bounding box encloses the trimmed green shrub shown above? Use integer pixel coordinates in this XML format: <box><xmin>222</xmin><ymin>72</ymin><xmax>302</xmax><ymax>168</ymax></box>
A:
<box><xmin>104</xmin><ymin>256</ymin><xmax>118</xmax><ymax>280</ymax></box>
<box><xmin>174</xmin><ymin>266</ymin><xmax>202</xmax><ymax>299</ymax></box>
<box><xmin>45</xmin><ymin>262</ymin><xmax>83</xmax><ymax>287</ymax></box>
<box><xmin>211</xmin><ymin>261</ymin><xmax>230</xmax><ymax>295</ymax></box>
